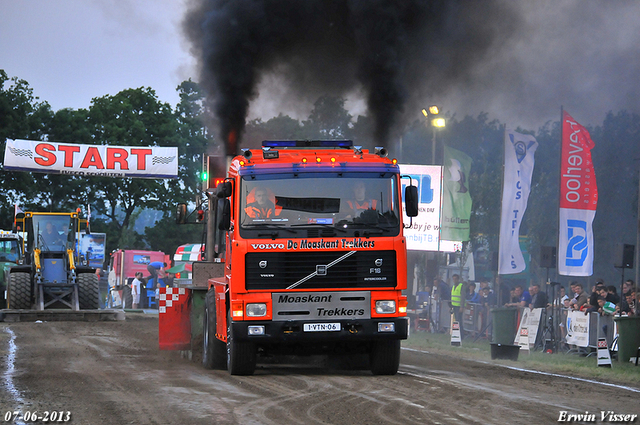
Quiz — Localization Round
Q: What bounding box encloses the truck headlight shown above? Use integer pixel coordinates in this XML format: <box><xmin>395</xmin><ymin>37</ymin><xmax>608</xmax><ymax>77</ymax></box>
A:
<box><xmin>375</xmin><ymin>300</ymin><xmax>396</xmax><ymax>314</ymax></box>
<box><xmin>246</xmin><ymin>303</ymin><xmax>267</xmax><ymax>317</ymax></box>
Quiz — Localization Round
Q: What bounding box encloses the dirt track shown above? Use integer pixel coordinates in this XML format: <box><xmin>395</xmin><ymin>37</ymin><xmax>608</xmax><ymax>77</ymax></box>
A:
<box><xmin>1</xmin><ymin>314</ymin><xmax>638</xmax><ymax>425</ymax></box>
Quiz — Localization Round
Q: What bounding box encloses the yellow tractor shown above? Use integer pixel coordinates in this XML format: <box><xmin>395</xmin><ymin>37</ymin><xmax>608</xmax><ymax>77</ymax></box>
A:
<box><xmin>7</xmin><ymin>211</ymin><xmax>99</xmax><ymax>310</ymax></box>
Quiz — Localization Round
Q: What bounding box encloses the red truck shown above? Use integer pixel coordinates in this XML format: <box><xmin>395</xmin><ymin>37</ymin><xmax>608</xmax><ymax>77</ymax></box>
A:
<box><xmin>162</xmin><ymin>140</ymin><xmax>418</xmax><ymax>375</ymax></box>
<box><xmin>108</xmin><ymin>249</ymin><xmax>170</xmax><ymax>308</ymax></box>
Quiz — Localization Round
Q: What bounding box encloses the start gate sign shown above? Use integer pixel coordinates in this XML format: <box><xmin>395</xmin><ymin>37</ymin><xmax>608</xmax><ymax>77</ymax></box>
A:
<box><xmin>4</xmin><ymin>139</ymin><xmax>178</xmax><ymax>179</ymax></box>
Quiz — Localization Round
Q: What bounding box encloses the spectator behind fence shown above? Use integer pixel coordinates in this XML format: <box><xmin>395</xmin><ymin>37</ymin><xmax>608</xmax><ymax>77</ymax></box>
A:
<box><xmin>588</xmin><ymin>281</ymin><xmax>606</xmax><ymax>310</ymax></box>
<box><xmin>480</xmin><ymin>286</ymin><xmax>495</xmax><ymax>307</ymax></box>
<box><xmin>554</xmin><ymin>286</ymin><xmax>568</xmax><ymax>306</ymax></box>
<box><xmin>416</xmin><ymin>283</ymin><xmax>431</xmax><ymax>308</ymax></box>
<box><xmin>505</xmin><ymin>285</ymin><xmax>531</xmax><ymax>308</ymax></box>
<box><xmin>433</xmin><ymin>276</ymin><xmax>451</xmax><ymax>303</ymax></box>
<box><xmin>568</xmin><ymin>282</ymin><xmax>589</xmax><ymax>311</ymax></box>
<box><xmin>466</xmin><ymin>282</ymin><xmax>480</xmax><ymax>303</ymax></box>
<box><xmin>529</xmin><ymin>283</ymin><xmax>548</xmax><ymax>309</ymax></box>
<box><xmin>607</xmin><ymin>285</ymin><xmax>620</xmax><ymax>304</ymax></box>
<box><xmin>619</xmin><ymin>290</ymin><xmax>636</xmax><ymax>316</ymax></box>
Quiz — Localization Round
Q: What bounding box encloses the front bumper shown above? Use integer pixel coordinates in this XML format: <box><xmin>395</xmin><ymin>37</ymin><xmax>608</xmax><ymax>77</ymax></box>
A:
<box><xmin>232</xmin><ymin>317</ymin><xmax>408</xmax><ymax>343</ymax></box>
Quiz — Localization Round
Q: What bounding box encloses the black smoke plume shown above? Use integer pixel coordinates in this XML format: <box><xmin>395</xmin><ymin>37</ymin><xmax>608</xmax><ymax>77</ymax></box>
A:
<box><xmin>183</xmin><ymin>0</ymin><xmax>520</xmax><ymax>155</ymax></box>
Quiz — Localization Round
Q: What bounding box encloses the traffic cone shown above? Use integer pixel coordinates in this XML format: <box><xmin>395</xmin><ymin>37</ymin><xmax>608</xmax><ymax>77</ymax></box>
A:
<box><xmin>597</xmin><ymin>338</ymin><xmax>612</xmax><ymax>368</ymax></box>
<box><xmin>518</xmin><ymin>327</ymin><xmax>530</xmax><ymax>353</ymax></box>
<box><xmin>451</xmin><ymin>321</ymin><xmax>461</xmax><ymax>346</ymax></box>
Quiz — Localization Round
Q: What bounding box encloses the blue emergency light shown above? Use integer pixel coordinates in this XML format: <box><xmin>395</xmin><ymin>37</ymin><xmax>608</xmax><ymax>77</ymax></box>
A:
<box><xmin>261</xmin><ymin>140</ymin><xmax>353</xmax><ymax>148</ymax></box>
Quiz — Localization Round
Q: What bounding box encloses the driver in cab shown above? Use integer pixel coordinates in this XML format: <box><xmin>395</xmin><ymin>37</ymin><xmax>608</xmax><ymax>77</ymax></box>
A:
<box><xmin>245</xmin><ymin>186</ymin><xmax>276</xmax><ymax>219</ymax></box>
<box><xmin>41</xmin><ymin>221</ymin><xmax>64</xmax><ymax>248</ymax></box>
<box><xmin>345</xmin><ymin>180</ymin><xmax>377</xmax><ymax>220</ymax></box>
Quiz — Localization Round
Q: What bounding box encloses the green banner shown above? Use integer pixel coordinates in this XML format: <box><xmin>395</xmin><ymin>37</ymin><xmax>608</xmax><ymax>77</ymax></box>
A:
<box><xmin>442</xmin><ymin>146</ymin><xmax>472</xmax><ymax>241</ymax></box>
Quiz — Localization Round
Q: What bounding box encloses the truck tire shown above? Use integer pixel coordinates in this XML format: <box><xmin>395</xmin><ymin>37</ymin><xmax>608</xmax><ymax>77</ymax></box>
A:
<box><xmin>7</xmin><ymin>272</ymin><xmax>32</xmax><ymax>310</ymax></box>
<box><xmin>369</xmin><ymin>340</ymin><xmax>401</xmax><ymax>375</ymax></box>
<box><xmin>203</xmin><ymin>290</ymin><xmax>226</xmax><ymax>369</ymax></box>
<box><xmin>78</xmin><ymin>273</ymin><xmax>100</xmax><ymax>310</ymax></box>
<box><xmin>226</xmin><ymin>311</ymin><xmax>256</xmax><ymax>375</ymax></box>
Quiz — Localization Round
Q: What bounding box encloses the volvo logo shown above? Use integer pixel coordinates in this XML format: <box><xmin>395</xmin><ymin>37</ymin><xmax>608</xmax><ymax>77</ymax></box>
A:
<box><xmin>375</xmin><ymin>258</ymin><xmax>383</xmax><ymax>267</ymax></box>
<box><xmin>316</xmin><ymin>265</ymin><xmax>327</xmax><ymax>276</ymax></box>
<box><xmin>259</xmin><ymin>260</ymin><xmax>268</xmax><ymax>269</ymax></box>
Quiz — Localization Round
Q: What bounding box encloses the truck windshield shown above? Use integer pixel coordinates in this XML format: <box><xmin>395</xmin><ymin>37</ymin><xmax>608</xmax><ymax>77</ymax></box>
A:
<box><xmin>240</xmin><ymin>174</ymin><xmax>400</xmax><ymax>236</ymax></box>
<box><xmin>0</xmin><ymin>239</ymin><xmax>21</xmax><ymax>262</ymax></box>
<box><xmin>33</xmin><ymin>215</ymin><xmax>72</xmax><ymax>252</ymax></box>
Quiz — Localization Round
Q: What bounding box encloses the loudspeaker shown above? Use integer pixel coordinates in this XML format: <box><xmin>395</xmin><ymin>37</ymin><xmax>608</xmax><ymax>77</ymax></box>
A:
<box><xmin>615</xmin><ymin>243</ymin><xmax>634</xmax><ymax>269</ymax></box>
<box><xmin>540</xmin><ymin>246</ymin><xmax>556</xmax><ymax>268</ymax></box>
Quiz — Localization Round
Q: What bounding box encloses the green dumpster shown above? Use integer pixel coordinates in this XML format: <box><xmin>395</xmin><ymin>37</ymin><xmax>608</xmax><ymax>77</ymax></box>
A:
<box><xmin>491</xmin><ymin>308</ymin><xmax>519</xmax><ymax>345</ymax></box>
<box><xmin>613</xmin><ymin>316</ymin><xmax>640</xmax><ymax>363</ymax></box>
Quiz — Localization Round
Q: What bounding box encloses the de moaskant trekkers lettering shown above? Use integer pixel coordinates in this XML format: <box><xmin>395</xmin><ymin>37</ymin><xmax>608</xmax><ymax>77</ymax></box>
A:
<box><xmin>251</xmin><ymin>238</ymin><xmax>375</xmax><ymax>250</ymax></box>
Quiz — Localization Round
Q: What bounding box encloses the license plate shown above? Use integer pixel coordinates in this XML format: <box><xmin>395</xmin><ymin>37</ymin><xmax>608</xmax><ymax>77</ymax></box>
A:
<box><xmin>303</xmin><ymin>323</ymin><xmax>340</xmax><ymax>332</ymax></box>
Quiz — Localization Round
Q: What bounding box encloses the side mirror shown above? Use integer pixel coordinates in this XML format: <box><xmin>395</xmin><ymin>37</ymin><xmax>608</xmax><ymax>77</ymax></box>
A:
<box><xmin>218</xmin><ymin>199</ymin><xmax>231</xmax><ymax>231</ymax></box>
<box><xmin>404</xmin><ymin>185</ymin><xmax>419</xmax><ymax>217</ymax></box>
<box><xmin>176</xmin><ymin>203</ymin><xmax>187</xmax><ymax>224</ymax></box>
<box><xmin>216</xmin><ymin>181</ymin><xmax>233</xmax><ymax>198</ymax></box>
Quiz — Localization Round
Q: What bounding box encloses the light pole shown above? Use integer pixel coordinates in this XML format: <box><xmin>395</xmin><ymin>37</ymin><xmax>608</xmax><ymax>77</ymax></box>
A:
<box><xmin>422</xmin><ymin>106</ymin><xmax>445</xmax><ymax>164</ymax></box>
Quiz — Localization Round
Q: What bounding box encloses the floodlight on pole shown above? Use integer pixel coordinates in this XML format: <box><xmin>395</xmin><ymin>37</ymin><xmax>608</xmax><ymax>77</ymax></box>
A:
<box><xmin>421</xmin><ymin>106</ymin><xmax>445</xmax><ymax>164</ymax></box>
<box><xmin>432</xmin><ymin>118</ymin><xmax>446</xmax><ymax>128</ymax></box>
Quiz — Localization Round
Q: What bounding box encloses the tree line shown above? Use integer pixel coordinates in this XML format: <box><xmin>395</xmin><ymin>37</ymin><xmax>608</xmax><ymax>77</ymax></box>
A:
<box><xmin>2</xmin><ymin>69</ymin><xmax>639</xmax><ymax>285</ymax></box>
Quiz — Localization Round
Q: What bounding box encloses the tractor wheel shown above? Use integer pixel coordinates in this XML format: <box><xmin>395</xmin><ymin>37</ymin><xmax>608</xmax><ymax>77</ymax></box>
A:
<box><xmin>7</xmin><ymin>272</ymin><xmax>32</xmax><ymax>310</ymax></box>
<box><xmin>203</xmin><ymin>289</ymin><xmax>227</xmax><ymax>370</ymax></box>
<box><xmin>369</xmin><ymin>339</ymin><xmax>401</xmax><ymax>375</ymax></box>
<box><xmin>226</xmin><ymin>311</ymin><xmax>256</xmax><ymax>375</ymax></box>
<box><xmin>78</xmin><ymin>273</ymin><xmax>100</xmax><ymax>310</ymax></box>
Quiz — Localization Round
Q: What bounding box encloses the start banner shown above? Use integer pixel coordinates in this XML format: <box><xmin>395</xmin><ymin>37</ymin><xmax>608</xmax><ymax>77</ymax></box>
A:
<box><xmin>3</xmin><ymin>139</ymin><xmax>178</xmax><ymax>179</ymax></box>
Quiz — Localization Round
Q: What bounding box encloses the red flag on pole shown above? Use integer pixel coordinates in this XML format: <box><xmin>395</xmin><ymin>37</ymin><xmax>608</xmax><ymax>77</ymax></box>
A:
<box><xmin>558</xmin><ymin>111</ymin><xmax>598</xmax><ymax>276</ymax></box>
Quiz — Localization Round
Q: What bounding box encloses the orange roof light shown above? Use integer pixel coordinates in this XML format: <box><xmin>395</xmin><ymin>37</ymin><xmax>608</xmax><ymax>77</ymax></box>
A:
<box><xmin>316</xmin><ymin>157</ymin><xmax>321</xmax><ymax>163</ymax></box>
<box><xmin>302</xmin><ymin>157</ymin><xmax>308</xmax><ymax>163</ymax></box>
<box><xmin>330</xmin><ymin>157</ymin><xmax>336</xmax><ymax>163</ymax></box>
<box><xmin>392</xmin><ymin>158</ymin><xmax>398</xmax><ymax>165</ymax></box>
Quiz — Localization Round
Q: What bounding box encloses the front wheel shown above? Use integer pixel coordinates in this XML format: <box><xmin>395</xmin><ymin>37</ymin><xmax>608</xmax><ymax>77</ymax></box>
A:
<box><xmin>78</xmin><ymin>273</ymin><xmax>100</xmax><ymax>310</ymax></box>
<box><xmin>7</xmin><ymin>272</ymin><xmax>32</xmax><ymax>310</ymax></box>
<box><xmin>369</xmin><ymin>340</ymin><xmax>401</xmax><ymax>375</ymax></box>
<box><xmin>203</xmin><ymin>290</ymin><xmax>227</xmax><ymax>369</ymax></box>
<box><xmin>226</xmin><ymin>312</ymin><xmax>256</xmax><ymax>375</ymax></box>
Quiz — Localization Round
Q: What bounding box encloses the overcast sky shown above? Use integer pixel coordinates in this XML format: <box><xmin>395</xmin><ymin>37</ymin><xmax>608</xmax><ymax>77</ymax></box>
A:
<box><xmin>2</xmin><ymin>1</ymin><xmax>640</xmax><ymax>132</ymax></box>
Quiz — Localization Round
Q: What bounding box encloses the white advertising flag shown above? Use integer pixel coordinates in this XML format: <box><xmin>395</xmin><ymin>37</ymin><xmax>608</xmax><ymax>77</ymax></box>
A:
<box><xmin>3</xmin><ymin>139</ymin><xmax>178</xmax><ymax>179</ymax></box>
<box><xmin>498</xmin><ymin>130</ymin><xmax>538</xmax><ymax>274</ymax></box>
<box><xmin>399</xmin><ymin>164</ymin><xmax>443</xmax><ymax>251</ymax></box>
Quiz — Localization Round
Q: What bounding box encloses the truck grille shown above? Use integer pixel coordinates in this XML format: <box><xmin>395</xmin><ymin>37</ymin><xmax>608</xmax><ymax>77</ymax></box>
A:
<box><xmin>245</xmin><ymin>250</ymin><xmax>397</xmax><ymax>290</ymax></box>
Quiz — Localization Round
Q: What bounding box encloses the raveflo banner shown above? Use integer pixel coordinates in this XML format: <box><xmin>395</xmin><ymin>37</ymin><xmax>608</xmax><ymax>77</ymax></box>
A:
<box><xmin>558</xmin><ymin>111</ymin><xmax>598</xmax><ymax>276</ymax></box>
<box><xmin>3</xmin><ymin>139</ymin><xmax>178</xmax><ymax>179</ymax></box>
<box><xmin>498</xmin><ymin>130</ymin><xmax>538</xmax><ymax>274</ymax></box>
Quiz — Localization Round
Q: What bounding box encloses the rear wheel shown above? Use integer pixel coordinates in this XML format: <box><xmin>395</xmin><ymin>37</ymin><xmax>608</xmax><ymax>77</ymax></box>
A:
<box><xmin>78</xmin><ymin>273</ymin><xmax>100</xmax><ymax>310</ymax></box>
<box><xmin>7</xmin><ymin>272</ymin><xmax>32</xmax><ymax>310</ymax></box>
<box><xmin>226</xmin><ymin>312</ymin><xmax>256</xmax><ymax>375</ymax></box>
<box><xmin>369</xmin><ymin>340</ymin><xmax>401</xmax><ymax>375</ymax></box>
<box><xmin>203</xmin><ymin>290</ymin><xmax>227</xmax><ymax>369</ymax></box>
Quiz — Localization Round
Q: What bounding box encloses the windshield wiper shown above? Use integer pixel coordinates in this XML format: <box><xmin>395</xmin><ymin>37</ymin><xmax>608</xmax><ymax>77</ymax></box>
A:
<box><xmin>341</xmin><ymin>221</ymin><xmax>393</xmax><ymax>232</ymax></box>
<box><xmin>243</xmin><ymin>223</ymin><xmax>297</xmax><ymax>234</ymax></box>
<box><xmin>290</xmin><ymin>223</ymin><xmax>347</xmax><ymax>233</ymax></box>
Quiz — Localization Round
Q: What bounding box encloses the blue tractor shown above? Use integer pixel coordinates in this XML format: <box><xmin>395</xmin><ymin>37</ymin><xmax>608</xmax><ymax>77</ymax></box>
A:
<box><xmin>7</xmin><ymin>211</ymin><xmax>99</xmax><ymax>310</ymax></box>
